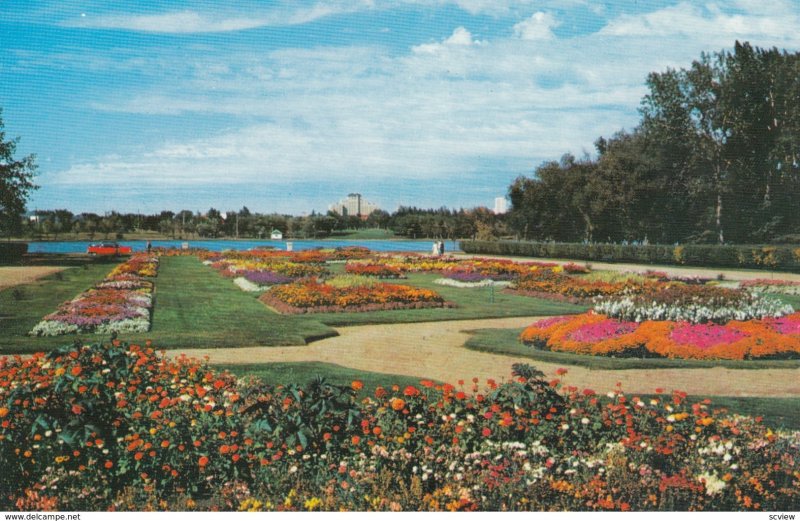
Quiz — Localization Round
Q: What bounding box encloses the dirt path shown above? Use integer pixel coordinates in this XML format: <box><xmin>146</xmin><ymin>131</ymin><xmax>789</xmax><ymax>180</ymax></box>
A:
<box><xmin>168</xmin><ymin>317</ymin><xmax>800</xmax><ymax>398</ymax></box>
<box><xmin>454</xmin><ymin>253</ymin><xmax>800</xmax><ymax>282</ymax></box>
<box><xmin>0</xmin><ymin>266</ymin><xmax>65</xmax><ymax>290</ymax></box>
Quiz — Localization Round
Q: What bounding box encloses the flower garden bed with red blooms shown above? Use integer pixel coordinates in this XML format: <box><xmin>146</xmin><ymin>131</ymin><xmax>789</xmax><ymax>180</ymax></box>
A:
<box><xmin>508</xmin><ymin>269</ymin><xmax>662</xmax><ymax>303</ymax></box>
<box><xmin>28</xmin><ymin>253</ymin><xmax>159</xmax><ymax>337</ymax></box>
<box><xmin>1</xmin><ymin>341</ymin><xmax>798</xmax><ymax>511</ymax></box>
<box><xmin>344</xmin><ymin>262</ymin><xmax>406</xmax><ymax>279</ymax></box>
<box><xmin>260</xmin><ymin>280</ymin><xmax>453</xmax><ymax>314</ymax></box>
<box><xmin>520</xmin><ymin>312</ymin><xmax>800</xmax><ymax>360</ymax></box>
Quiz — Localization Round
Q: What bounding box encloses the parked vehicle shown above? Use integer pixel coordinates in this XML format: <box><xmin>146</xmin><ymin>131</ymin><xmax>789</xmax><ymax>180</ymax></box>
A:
<box><xmin>87</xmin><ymin>242</ymin><xmax>132</xmax><ymax>256</ymax></box>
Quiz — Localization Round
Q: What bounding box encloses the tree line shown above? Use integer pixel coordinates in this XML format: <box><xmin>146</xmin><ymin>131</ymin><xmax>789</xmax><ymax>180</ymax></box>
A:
<box><xmin>508</xmin><ymin>41</ymin><xmax>800</xmax><ymax>245</ymax></box>
<box><xmin>22</xmin><ymin>206</ymin><xmax>508</xmax><ymax>241</ymax></box>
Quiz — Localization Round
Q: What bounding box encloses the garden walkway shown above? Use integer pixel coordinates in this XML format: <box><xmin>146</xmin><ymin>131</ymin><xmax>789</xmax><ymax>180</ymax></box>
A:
<box><xmin>169</xmin><ymin>316</ymin><xmax>800</xmax><ymax>398</ymax></box>
<box><xmin>0</xmin><ymin>266</ymin><xmax>65</xmax><ymax>291</ymax></box>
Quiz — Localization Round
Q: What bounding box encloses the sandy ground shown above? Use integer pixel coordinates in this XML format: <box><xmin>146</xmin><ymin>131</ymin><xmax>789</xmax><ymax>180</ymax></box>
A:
<box><xmin>167</xmin><ymin>316</ymin><xmax>800</xmax><ymax>397</ymax></box>
<box><xmin>0</xmin><ymin>266</ymin><xmax>65</xmax><ymax>291</ymax></box>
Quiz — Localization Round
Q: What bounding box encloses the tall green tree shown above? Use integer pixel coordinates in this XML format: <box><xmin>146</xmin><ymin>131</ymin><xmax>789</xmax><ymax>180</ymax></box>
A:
<box><xmin>0</xmin><ymin>111</ymin><xmax>38</xmax><ymax>238</ymax></box>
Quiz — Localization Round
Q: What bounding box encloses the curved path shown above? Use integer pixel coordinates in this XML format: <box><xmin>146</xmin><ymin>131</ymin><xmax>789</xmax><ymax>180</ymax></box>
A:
<box><xmin>0</xmin><ymin>266</ymin><xmax>65</xmax><ymax>290</ymax></box>
<box><xmin>167</xmin><ymin>316</ymin><xmax>800</xmax><ymax>398</ymax></box>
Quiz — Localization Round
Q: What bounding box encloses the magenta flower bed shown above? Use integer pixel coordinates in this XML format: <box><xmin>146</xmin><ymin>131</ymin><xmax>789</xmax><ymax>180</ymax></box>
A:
<box><xmin>566</xmin><ymin>319</ymin><xmax>638</xmax><ymax>343</ymax></box>
<box><xmin>669</xmin><ymin>323</ymin><xmax>749</xmax><ymax>350</ymax></box>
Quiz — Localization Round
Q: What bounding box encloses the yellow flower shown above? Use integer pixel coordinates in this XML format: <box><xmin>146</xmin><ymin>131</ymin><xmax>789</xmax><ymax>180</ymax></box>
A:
<box><xmin>304</xmin><ymin>497</ymin><xmax>323</xmax><ymax>511</ymax></box>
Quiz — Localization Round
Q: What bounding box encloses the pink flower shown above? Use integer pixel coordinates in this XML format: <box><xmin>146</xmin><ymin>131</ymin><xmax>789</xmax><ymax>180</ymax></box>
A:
<box><xmin>669</xmin><ymin>323</ymin><xmax>748</xmax><ymax>350</ymax></box>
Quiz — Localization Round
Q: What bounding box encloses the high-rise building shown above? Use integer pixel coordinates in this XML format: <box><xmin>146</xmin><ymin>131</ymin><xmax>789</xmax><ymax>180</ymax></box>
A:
<box><xmin>494</xmin><ymin>196</ymin><xmax>508</xmax><ymax>215</ymax></box>
<box><xmin>329</xmin><ymin>193</ymin><xmax>380</xmax><ymax>218</ymax></box>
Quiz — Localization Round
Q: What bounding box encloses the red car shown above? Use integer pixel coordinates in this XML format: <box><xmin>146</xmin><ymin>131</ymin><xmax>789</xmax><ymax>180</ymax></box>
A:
<box><xmin>87</xmin><ymin>242</ymin><xmax>133</xmax><ymax>256</ymax></box>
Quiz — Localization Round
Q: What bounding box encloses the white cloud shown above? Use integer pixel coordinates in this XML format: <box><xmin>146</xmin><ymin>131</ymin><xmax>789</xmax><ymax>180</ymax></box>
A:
<box><xmin>61</xmin><ymin>3</ymin><xmax>371</xmax><ymax>33</ymax></box>
<box><xmin>43</xmin><ymin>1</ymin><xmax>800</xmax><ymax>203</ymax></box>
<box><xmin>63</xmin><ymin>11</ymin><xmax>270</xmax><ymax>33</ymax></box>
<box><xmin>600</xmin><ymin>2</ymin><xmax>799</xmax><ymax>42</ymax></box>
<box><xmin>412</xmin><ymin>26</ymin><xmax>483</xmax><ymax>54</ymax></box>
<box><xmin>513</xmin><ymin>11</ymin><xmax>559</xmax><ymax>40</ymax></box>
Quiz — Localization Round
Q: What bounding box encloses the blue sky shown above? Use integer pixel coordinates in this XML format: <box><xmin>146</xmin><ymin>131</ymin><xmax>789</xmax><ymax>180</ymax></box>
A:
<box><xmin>2</xmin><ymin>1</ymin><xmax>799</xmax><ymax>215</ymax></box>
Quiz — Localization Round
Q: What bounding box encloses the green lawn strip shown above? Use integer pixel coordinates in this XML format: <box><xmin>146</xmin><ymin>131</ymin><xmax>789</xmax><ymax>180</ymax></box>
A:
<box><xmin>464</xmin><ymin>328</ymin><xmax>800</xmax><ymax>370</ymax></box>
<box><xmin>118</xmin><ymin>256</ymin><xmax>335</xmax><ymax>349</ymax></box>
<box><xmin>0</xmin><ymin>262</ymin><xmax>120</xmax><ymax>354</ymax></box>
<box><xmin>312</xmin><ymin>271</ymin><xmax>586</xmax><ymax>326</ymax></box>
<box><xmin>216</xmin><ymin>362</ymin><xmax>434</xmax><ymax>399</ymax></box>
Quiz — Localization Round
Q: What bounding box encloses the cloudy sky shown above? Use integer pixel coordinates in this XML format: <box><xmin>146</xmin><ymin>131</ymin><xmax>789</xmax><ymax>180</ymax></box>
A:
<box><xmin>1</xmin><ymin>1</ymin><xmax>799</xmax><ymax>215</ymax></box>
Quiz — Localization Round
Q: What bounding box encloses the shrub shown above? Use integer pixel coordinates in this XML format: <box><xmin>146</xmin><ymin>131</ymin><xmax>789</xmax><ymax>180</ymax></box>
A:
<box><xmin>460</xmin><ymin>241</ymin><xmax>800</xmax><ymax>272</ymax></box>
<box><xmin>0</xmin><ymin>242</ymin><xmax>28</xmax><ymax>264</ymax></box>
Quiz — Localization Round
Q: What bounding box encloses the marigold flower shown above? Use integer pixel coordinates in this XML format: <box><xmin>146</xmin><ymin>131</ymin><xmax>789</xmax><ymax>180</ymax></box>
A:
<box><xmin>390</xmin><ymin>398</ymin><xmax>405</xmax><ymax>411</ymax></box>
<box><xmin>198</xmin><ymin>456</ymin><xmax>209</xmax><ymax>467</ymax></box>
<box><xmin>351</xmin><ymin>380</ymin><xmax>364</xmax><ymax>391</ymax></box>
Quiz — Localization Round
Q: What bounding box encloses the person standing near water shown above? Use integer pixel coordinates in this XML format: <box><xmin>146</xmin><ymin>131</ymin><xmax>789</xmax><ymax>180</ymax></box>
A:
<box><xmin>432</xmin><ymin>241</ymin><xmax>439</xmax><ymax>256</ymax></box>
<box><xmin>146</xmin><ymin>240</ymin><xmax>152</xmax><ymax>253</ymax></box>
<box><xmin>439</xmin><ymin>240</ymin><xmax>445</xmax><ymax>256</ymax></box>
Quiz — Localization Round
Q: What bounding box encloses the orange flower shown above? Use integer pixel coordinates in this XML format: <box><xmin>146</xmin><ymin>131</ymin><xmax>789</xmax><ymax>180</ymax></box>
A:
<box><xmin>0</xmin><ymin>407</ymin><xmax>8</xmax><ymax>418</ymax></box>
<box><xmin>351</xmin><ymin>380</ymin><xmax>364</xmax><ymax>391</ymax></box>
<box><xmin>390</xmin><ymin>398</ymin><xmax>406</xmax><ymax>411</ymax></box>
<box><xmin>198</xmin><ymin>456</ymin><xmax>209</xmax><ymax>467</ymax></box>
<box><xmin>70</xmin><ymin>366</ymin><xmax>82</xmax><ymax>377</ymax></box>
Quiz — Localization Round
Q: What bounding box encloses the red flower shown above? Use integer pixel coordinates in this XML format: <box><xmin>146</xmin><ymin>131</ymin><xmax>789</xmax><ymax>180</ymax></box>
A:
<box><xmin>403</xmin><ymin>385</ymin><xmax>420</xmax><ymax>397</ymax></box>
<box><xmin>482</xmin><ymin>427</ymin><xmax>491</xmax><ymax>437</ymax></box>
<box><xmin>198</xmin><ymin>456</ymin><xmax>209</xmax><ymax>467</ymax></box>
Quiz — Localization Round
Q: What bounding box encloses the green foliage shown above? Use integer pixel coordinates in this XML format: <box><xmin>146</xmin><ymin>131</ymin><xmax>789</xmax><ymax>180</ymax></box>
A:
<box><xmin>460</xmin><ymin>240</ymin><xmax>800</xmax><ymax>272</ymax></box>
<box><xmin>508</xmin><ymin>42</ymin><xmax>800</xmax><ymax>245</ymax></box>
<box><xmin>2</xmin><ymin>341</ymin><xmax>799</xmax><ymax>511</ymax></box>
<box><xmin>0</xmin><ymin>110</ymin><xmax>38</xmax><ymax>237</ymax></box>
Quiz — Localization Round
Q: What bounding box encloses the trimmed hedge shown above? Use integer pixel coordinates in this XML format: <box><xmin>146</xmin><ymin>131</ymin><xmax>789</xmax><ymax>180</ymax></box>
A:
<box><xmin>459</xmin><ymin>240</ymin><xmax>800</xmax><ymax>272</ymax></box>
<box><xmin>0</xmin><ymin>242</ymin><xmax>28</xmax><ymax>264</ymax></box>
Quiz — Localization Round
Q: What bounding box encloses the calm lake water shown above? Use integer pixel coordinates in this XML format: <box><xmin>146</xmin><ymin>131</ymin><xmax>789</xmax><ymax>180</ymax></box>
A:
<box><xmin>26</xmin><ymin>239</ymin><xmax>462</xmax><ymax>254</ymax></box>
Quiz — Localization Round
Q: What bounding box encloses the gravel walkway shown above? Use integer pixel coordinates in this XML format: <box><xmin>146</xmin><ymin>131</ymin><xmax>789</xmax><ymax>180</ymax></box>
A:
<box><xmin>167</xmin><ymin>316</ymin><xmax>800</xmax><ymax>397</ymax></box>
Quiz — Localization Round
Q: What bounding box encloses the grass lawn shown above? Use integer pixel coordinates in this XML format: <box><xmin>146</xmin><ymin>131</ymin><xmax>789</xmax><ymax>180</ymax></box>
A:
<box><xmin>120</xmin><ymin>256</ymin><xmax>335</xmax><ymax>349</ymax></box>
<box><xmin>216</xmin><ymin>361</ymin><xmax>800</xmax><ymax>430</ymax></box>
<box><xmin>313</xmin><ymin>271</ymin><xmax>586</xmax><ymax>326</ymax></box>
<box><xmin>0</xmin><ymin>262</ymin><xmax>121</xmax><ymax>353</ymax></box>
<box><xmin>464</xmin><ymin>328</ymin><xmax>800</xmax><ymax>370</ymax></box>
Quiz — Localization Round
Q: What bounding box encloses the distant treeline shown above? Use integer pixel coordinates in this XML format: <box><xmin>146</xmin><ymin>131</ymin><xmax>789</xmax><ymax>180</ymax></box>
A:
<box><xmin>508</xmin><ymin>41</ymin><xmax>800</xmax><ymax>245</ymax></box>
<box><xmin>22</xmin><ymin>206</ymin><xmax>507</xmax><ymax>241</ymax></box>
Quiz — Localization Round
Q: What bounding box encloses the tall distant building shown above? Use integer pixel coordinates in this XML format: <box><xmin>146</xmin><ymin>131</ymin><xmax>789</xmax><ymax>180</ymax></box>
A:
<box><xmin>329</xmin><ymin>193</ymin><xmax>380</xmax><ymax>218</ymax></box>
<box><xmin>494</xmin><ymin>196</ymin><xmax>508</xmax><ymax>215</ymax></box>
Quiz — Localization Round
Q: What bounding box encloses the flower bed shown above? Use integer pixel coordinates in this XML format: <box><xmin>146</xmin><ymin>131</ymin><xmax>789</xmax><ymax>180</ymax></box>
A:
<box><xmin>29</xmin><ymin>254</ymin><xmax>158</xmax><ymax>336</ymax></box>
<box><xmin>434</xmin><ymin>277</ymin><xmax>512</xmax><ymax>288</ymax></box>
<box><xmin>740</xmin><ymin>278</ymin><xmax>800</xmax><ymax>295</ymax></box>
<box><xmin>510</xmin><ymin>269</ymin><xmax>660</xmax><ymax>302</ymax></box>
<box><xmin>520</xmin><ymin>312</ymin><xmax>800</xmax><ymax>360</ymax></box>
<box><xmin>345</xmin><ymin>262</ymin><xmax>406</xmax><ymax>279</ymax></box>
<box><xmin>593</xmin><ymin>285</ymin><xmax>793</xmax><ymax>324</ymax></box>
<box><xmin>260</xmin><ymin>279</ymin><xmax>451</xmax><ymax>314</ymax></box>
<box><xmin>1</xmin><ymin>341</ymin><xmax>798</xmax><ymax>511</ymax></box>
